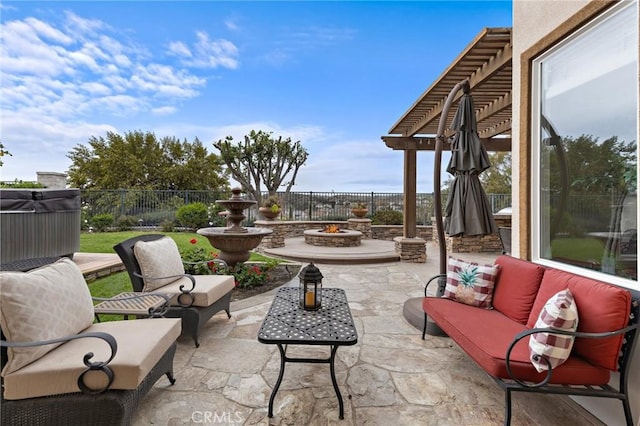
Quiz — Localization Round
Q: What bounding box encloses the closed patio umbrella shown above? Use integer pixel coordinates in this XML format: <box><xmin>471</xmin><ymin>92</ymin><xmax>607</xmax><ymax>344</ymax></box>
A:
<box><xmin>443</xmin><ymin>88</ymin><xmax>497</xmax><ymax>237</ymax></box>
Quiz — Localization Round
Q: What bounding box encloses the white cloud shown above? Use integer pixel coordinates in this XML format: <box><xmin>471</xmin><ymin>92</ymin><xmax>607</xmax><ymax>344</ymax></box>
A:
<box><xmin>224</xmin><ymin>19</ymin><xmax>239</xmax><ymax>31</ymax></box>
<box><xmin>168</xmin><ymin>41</ymin><xmax>192</xmax><ymax>58</ymax></box>
<box><xmin>152</xmin><ymin>106</ymin><xmax>177</xmax><ymax>116</ymax></box>
<box><xmin>169</xmin><ymin>30</ymin><xmax>239</xmax><ymax>69</ymax></box>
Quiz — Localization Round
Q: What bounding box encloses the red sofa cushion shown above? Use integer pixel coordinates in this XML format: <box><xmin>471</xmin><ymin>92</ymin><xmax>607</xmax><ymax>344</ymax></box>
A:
<box><xmin>423</xmin><ymin>297</ymin><xmax>611</xmax><ymax>384</ymax></box>
<box><xmin>526</xmin><ymin>269</ymin><xmax>632</xmax><ymax>371</ymax></box>
<box><xmin>492</xmin><ymin>255</ymin><xmax>546</xmax><ymax>324</ymax></box>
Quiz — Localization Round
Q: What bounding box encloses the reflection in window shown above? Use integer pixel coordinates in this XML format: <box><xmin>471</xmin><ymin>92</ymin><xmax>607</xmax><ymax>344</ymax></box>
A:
<box><xmin>533</xmin><ymin>2</ymin><xmax>637</xmax><ymax>284</ymax></box>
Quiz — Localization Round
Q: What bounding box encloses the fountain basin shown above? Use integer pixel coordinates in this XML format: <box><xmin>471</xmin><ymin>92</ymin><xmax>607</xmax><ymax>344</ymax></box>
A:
<box><xmin>197</xmin><ymin>227</ymin><xmax>273</xmax><ymax>267</ymax></box>
<box><xmin>303</xmin><ymin>229</ymin><xmax>362</xmax><ymax>247</ymax></box>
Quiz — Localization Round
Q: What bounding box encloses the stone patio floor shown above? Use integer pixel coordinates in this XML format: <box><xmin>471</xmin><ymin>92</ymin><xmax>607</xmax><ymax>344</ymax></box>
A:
<box><xmin>131</xmin><ymin>244</ymin><xmax>604</xmax><ymax>426</ymax></box>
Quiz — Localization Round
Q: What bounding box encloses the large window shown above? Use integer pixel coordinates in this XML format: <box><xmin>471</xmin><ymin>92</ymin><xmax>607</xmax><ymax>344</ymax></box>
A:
<box><xmin>532</xmin><ymin>1</ymin><xmax>638</xmax><ymax>287</ymax></box>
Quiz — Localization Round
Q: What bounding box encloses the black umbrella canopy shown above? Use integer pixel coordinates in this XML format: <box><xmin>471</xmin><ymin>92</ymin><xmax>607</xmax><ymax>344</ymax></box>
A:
<box><xmin>443</xmin><ymin>93</ymin><xmax>497</xmax><ymax>237</ymax></box>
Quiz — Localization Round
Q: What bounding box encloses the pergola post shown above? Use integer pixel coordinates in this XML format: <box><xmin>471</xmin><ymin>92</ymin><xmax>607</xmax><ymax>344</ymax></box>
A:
<box><xmin>403</xmin><ymin>149</ymin><xmax>417</xmax><ymax>238</ymax></box>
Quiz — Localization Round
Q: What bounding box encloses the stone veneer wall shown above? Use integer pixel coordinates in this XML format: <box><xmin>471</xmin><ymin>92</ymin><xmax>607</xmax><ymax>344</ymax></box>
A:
<box><xmin>432</xmin><ymin>216</ymin><xmax>511</xmax><ymax>253</ymax></box>
<box><xmin>372</xmin><ymin>226</ymin><xmax>433</xmax><ymax>242</ymax></box>
<box><xmin>256</xmin><ymin>221</ymin><xmax>349</xmax><ymax>248</ymax></box>
<box><xmin>256</xmin><ymin>218</ymin><xmax>507</xmax><ymax>254</ymax></box>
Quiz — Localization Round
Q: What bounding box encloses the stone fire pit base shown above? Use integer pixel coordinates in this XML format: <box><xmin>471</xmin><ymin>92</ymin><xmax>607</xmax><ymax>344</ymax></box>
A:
<box><xmin>303</xmin><ymin>229</ymin><xmax>363</xmax><ymax>247</ymax></box>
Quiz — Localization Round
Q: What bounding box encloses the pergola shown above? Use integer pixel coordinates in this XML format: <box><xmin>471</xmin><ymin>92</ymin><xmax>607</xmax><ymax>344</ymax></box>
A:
<box><xmin>382</xmin><ymin>27</ymin><xmax>513</xmax><ymax>240</ymax></box>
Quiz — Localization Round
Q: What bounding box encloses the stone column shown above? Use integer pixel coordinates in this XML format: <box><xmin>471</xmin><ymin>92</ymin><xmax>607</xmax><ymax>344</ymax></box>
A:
<box><xmin>393</xmin><ymin>237</ymin><xmax>427</xmax><ymax>263</ymax></box>
<box><xmin>347</xmin><ymin>218</ymin><xmax>371</xmax><ymax>238</ymax></box>
<box><xmin>255</xmin><ymin>220</ymin><xmax>287</xmax><ymax>248</ymax></box>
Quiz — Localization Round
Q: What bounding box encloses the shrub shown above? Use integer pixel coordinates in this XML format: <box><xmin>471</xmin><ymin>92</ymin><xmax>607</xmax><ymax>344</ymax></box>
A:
<box><xmin>160</xmin><ymin>219</ymin><xmax>175</xmax><ymax>232</ymax></box>
<box><xmin>115</xmin><ymin>215</ymin><xmax>137</xmax><ymax>231</ymax></box>
<box><xmin>91</xmin><ymin>213</ymin><xmax>114</xmax><ymax>232</ymax></box>
<box><xmin>177</xmin><ymin>202</ymin><xmax>209</xmax><ymax>230</ymax></box>
<box><xmin>371</xmin><ymin>208</ymin><xmax>403</xmax><ymax>225</ymax></box>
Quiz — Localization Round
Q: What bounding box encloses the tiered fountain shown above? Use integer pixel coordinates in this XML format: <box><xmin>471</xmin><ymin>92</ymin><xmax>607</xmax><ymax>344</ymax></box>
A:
<box><xmin>197</xmin><ymin>187</ymin><xmax>272</xmax><ymax>267</ymax></box>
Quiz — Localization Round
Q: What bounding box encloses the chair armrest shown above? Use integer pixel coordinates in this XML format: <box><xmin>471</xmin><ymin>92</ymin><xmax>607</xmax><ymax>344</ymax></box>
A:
<box><xmin>1</xmin><ymin>332</ymin><xmax>118</xmax><ymax>394</ymax></box>
<box><xmin>504</xmin><ymin>322</ymin><xmax>639</xmax><ymax>387</ymax></box>
<box><xmin>425</xmin><ymin>274</ymin><xmax>446</xmax><ymax>297</ymax></box>
<box><xmin>133</xmin><ymin>271</ymin><xmax>197</xmax><ymax>308</ymax></box>
<box><xmin>92</xmin><ymin>293</ymin><xmax>171</xmax><ymax>317</ymax></box>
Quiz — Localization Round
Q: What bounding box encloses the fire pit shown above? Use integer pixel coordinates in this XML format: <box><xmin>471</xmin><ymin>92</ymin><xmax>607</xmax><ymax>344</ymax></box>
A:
<box><xmin>303</xmin><ymin>225</ymin><xmax>363</xmax><ymax>247</ymax></box>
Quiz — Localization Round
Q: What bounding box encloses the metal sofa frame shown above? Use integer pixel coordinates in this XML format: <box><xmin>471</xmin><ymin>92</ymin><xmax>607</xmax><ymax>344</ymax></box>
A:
<box><xmin>113</xmin><ymin>234</ymin><xmax>232</xmax><ymax>347</ymax></box>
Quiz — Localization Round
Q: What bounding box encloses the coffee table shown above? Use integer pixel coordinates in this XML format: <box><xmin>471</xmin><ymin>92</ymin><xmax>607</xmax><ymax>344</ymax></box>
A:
<box><xmin>257</xmin><ymin>287</ymin><xmax>358</xmax><ymax>419</ymax></box>
<box><xmin>94</xmin><ymin>292</ymin><xmax>169</xmax><ymax>320</ymax></box>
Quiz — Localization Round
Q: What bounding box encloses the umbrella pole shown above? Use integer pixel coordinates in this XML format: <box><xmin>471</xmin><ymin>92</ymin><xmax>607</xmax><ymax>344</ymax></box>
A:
<box><xmin>434</xmin><ymin>79</ymin><xmax>469</xmax><ymax>296</ymax></box>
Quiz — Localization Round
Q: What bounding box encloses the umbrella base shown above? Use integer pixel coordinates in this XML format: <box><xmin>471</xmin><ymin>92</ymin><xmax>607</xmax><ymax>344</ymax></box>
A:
<box><xmin>424</xmin><ymin>319</ymin><xmax>448</xmax><ymax>337</ymax></box>
<box><xmin>402</xmin><ymin>297</ymin><xmax>448</xmax><ymax>337</ymax></box>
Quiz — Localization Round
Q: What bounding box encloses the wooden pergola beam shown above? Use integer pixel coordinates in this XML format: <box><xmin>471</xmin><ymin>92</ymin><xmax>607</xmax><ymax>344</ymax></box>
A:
<box><xmin>381</xmin><ymin>135</ymin><xmax>511</xmax><ymax>152</ymax></box>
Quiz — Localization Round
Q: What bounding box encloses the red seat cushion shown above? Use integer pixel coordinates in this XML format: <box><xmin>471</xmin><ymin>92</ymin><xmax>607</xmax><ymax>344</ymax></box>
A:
<box><xmin>423</xmin><ymin>297</ymin><xmax>611</xmax><ymax>385</ymax></box>
<box><xmin>526</xmin><ymin>269</ymin><xmax>632</xmax><ymax>371</ymax></box>
<box><xmin>492</xmin><ymin>255</ymin><xmax>546</xmax><ymax>324</ymax></box>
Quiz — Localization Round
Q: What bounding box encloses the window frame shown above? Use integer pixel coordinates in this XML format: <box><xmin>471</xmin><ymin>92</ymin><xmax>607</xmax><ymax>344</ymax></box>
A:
<box><xmin>528</xmin><ymin>1</ymin><xmax>638</xmax><ymax>290</ymax></box>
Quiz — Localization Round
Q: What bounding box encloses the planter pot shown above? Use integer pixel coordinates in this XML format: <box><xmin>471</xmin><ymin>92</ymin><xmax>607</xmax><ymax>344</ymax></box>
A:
<box><xmin>351</xmin><ymin>208</ymin><xmax>368</xmax><ymax>218</ymax></box>
<box><xmin>259</xmin><ymin>207</ymin><xmax>280</xmax><ymax>220</ymax></box>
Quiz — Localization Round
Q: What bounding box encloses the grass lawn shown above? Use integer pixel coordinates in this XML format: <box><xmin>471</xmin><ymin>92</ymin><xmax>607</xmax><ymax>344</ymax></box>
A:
<box><xmin>551</xmin><ymin>237</ymin><xmax>605</xmax><ymax>263</ymax></box>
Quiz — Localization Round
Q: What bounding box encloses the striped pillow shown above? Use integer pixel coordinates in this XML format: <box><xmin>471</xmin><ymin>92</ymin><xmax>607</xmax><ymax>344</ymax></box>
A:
<box><xmin>443</xmin><ymin>257</ymin><xmax>499</xmax><ymax>309</ymax></box>
<box><xmin>529</xmin><ymin>289</ymin><xmax>579</xmax><ymax>372</ymax></box>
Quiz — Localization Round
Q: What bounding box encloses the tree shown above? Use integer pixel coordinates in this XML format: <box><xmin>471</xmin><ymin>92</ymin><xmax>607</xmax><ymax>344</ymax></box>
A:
<box><xmin>67</xmin><ymin>131</ymin><xmax>228</xmax><ymax>190</ymax></box>
<box><xmin>480</xmin><ymin>152</ymin><xmax>512</xmax><ymax>194</ymax></box>
<box><xmin>213</xmin><ymin>130</ymin><xmax>308</xmax><ymax>205</ymax></box>
<box><xmin>0</xmin><ymin>141</ymin><xmax>11</xmax><ymax>167</ymax></box>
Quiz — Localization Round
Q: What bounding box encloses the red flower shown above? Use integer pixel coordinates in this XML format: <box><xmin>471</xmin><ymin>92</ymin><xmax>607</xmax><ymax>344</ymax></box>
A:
<box><xmin>252</xmin><ymin>265</ymin><xmax>260</xmax><ymax>273</ymax></box>
<box><xmin>190</xmin><ymin>238</ymin><xmax>197</xmax><ymax>244</ymax></box>
<box><xmin>234</xmin><ymin>280</ymin><xmax>240</xmax><ymax>287</ymax></box>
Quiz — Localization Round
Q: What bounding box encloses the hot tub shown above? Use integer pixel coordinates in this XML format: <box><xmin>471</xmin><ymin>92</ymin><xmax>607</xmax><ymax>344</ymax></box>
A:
<box><xmin>1</xmin><ymin>189</ymin><xmax>81</xmax><ymax>267</ymax></box>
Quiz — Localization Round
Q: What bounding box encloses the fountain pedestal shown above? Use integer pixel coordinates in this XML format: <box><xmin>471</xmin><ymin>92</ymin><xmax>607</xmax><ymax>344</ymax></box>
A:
<box><xmin>196</xmin><ymin>188</ymin><xmax>272</xmax><ymax>268</ymax></box>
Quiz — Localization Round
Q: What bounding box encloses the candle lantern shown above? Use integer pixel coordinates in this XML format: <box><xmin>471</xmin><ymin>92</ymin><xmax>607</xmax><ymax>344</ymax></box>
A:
<box><xmin>299</xmin><ymin>262</ymin><xmax>323</xmax><ymax>310</ymax></box>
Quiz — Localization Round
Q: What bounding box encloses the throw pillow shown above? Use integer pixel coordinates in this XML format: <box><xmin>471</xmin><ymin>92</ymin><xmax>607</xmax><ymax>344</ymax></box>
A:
<box><xmin>528</xmin><ymin>288</ymin><xmax>579</xmax><ymax>373</ymax></box>
<box><xmin>0</xmin><ymin>259</ymin><xmax>95</xmax><ymax>375</ymax></box>
<box><xmin>134</xmin><ymin>236</ymin><xmax>186</xmax><ymax>291</ymax></box>
<box><xmin>443</xmin><ymin>257</ymin><xmax>500</xmax><ymax>308</ymax></box>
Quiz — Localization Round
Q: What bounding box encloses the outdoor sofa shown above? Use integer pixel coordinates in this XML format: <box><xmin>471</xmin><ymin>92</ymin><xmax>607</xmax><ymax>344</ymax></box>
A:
<box><xmin>0</xmin><ymin>258</ymin><xmax>181</xmax><ymax>425</ymax></box>
<box><xmin>114</xmin><ymin>234</ymin><xmax>235</xmax><ymax>347</ymax></box>
<box><xmin>422</xmin><ymin>254</ymin><xmax>639</xmax><ymax>426</ymax></box>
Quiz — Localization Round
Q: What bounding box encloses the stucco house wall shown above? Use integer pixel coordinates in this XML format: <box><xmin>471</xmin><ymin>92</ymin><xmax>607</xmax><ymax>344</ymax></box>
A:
<box><xmin>512</xmin><ymin>1</ymin><xmax>639</xmax><ymax>425</ymax></box>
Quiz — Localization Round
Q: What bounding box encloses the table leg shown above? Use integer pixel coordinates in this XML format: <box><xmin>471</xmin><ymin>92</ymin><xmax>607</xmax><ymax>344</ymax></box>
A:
<box><xmin>329</xmin><ymin>345</ymin><xmax>344</xmax><ymax>419</ymax></box>
<box><xmin>268</xmin><ymin>344</ymin><xmax>287</xmax><ymax>418</ymax></box>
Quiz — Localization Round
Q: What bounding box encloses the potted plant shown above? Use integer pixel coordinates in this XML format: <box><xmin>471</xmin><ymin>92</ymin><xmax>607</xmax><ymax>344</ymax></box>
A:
<box><xmin>351</xmin><ymin>202</ymin><xmax>368</xmax><ymax>218</ymax></box>
<box><xmin>259</xmin><ymin>195</ymin><xmax>281</xmax><ymax>220</ymax></box>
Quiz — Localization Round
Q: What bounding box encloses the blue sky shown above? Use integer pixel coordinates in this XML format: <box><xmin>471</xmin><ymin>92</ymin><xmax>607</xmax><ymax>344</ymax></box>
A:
<box><xmin>0</xmin><ymin>1</ymin><xmax>512</xmax><ymax>192</ymax></box>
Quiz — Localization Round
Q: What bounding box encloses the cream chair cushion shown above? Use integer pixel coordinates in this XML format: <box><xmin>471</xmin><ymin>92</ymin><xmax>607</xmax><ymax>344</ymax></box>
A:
<box><xmin>2</xmin><ymin>318</ymin><xmax>181</xmax><ymax>400</ymax></box>
<box><xmin>0</xmin><ymin>259</ymin><xmax>95</xmax><ymax>375</ymax></box>
<box><xmin>160</xmin><ymin>275</ymin><xmax>235</xmax><ymax>307</ymax></box>
<box><xmin>133</xmin><ymin>237</ymin><xmax>185</xmax><ymax>291</ymax></box>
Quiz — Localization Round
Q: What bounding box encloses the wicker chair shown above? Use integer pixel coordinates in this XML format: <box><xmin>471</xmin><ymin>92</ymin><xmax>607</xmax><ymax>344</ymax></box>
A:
<box><xmin>0</xmin><ymin>258</ymin><xmax>180</xmax><ymax>426</ymax></box>
<box><xmin>113</xmin><ymin>234</ymin><xmax>235</xmax><ymax>347</ymax></box>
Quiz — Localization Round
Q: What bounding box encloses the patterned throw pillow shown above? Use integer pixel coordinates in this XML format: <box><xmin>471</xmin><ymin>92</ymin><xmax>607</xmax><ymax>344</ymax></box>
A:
<box><xmin>529</xmin><ymin>288</ymin><xmax>579</xmax><ymax>373</ymax></box>
<box><xmin>0</xmin><ymin>259</ymin><xmax>95</xmax><ymax>375</ymax></box>
<box><xmin>133</xmin><ymin>237</ymin><xmax>186</xmax><ymax>291</ymax></box>
<box><xmin>443</xmin><ymin>257</ymin><xmax>500</xmax><ymax>308</ymax></box>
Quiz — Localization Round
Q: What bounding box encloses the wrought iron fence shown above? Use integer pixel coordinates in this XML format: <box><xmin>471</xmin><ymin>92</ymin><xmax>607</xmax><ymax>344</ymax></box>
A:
<box><xmin>78</xmin><ymin>189</ymin><xmax>512</xmax><ymax>227</ymax></box>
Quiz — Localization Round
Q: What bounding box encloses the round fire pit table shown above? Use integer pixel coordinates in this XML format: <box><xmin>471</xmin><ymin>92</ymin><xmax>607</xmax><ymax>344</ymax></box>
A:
<box><xmin>303</xmin><ymin>229</ymin><xmax>363</xmax><ymax>247</ymax></box>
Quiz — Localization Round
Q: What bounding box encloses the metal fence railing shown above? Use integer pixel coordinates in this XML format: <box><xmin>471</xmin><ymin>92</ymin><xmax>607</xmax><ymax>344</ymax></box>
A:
<box><xmin>78</xmin><ymin>189</ymin><xmax>512</xmax><ymax>227</ymax></box>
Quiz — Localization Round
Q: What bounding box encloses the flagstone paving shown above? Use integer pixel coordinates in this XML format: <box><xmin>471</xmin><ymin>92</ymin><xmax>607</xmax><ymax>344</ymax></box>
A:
<box><xmin>133</xmin><ymin>249</ymin><xmax>604</xmax><ymax>426</ymax></box>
